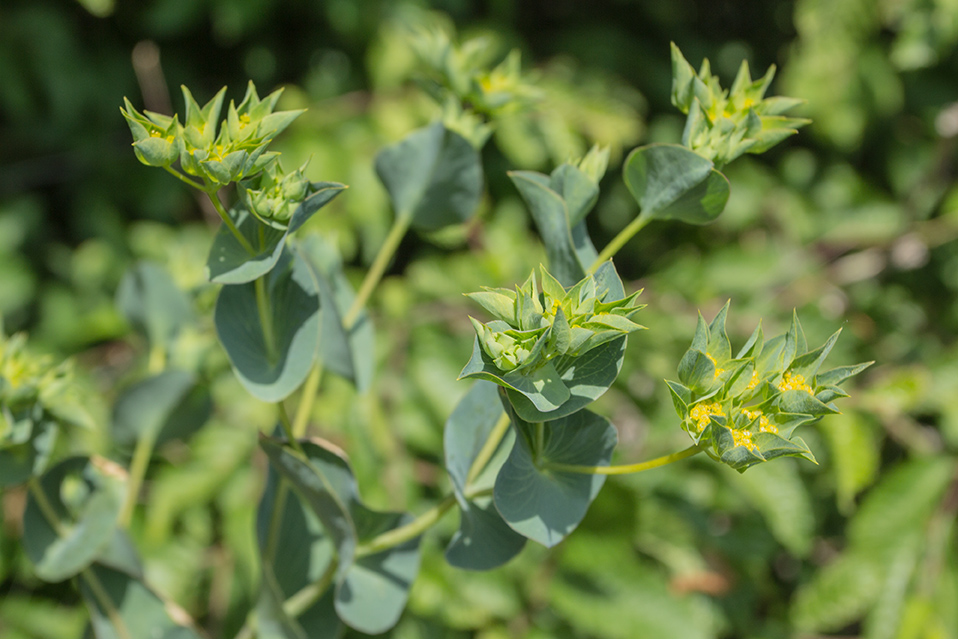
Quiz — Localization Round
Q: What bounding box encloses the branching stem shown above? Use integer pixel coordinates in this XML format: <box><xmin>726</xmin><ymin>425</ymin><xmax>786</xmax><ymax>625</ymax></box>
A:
<box><xmin>545</xmin><ymin>443</ymin><xmax>703</xmax><ymax>475</ymax></box>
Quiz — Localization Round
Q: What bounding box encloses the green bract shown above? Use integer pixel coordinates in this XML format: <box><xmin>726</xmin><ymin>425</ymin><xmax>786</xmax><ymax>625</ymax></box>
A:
<box><xmin>239</xmin><ymin>160</ymin><xmax>311</xmax><ymax>226</ymax></box>
<box><xmin>121</xmin><ymin>82</ymin><xmax>303</xmax><ymax>187</ymax></box>
<box><xmin>666</xmin><ymin>303</ymin><xmax>872</xmax><ymax>471</ymax></box>
<box><xmin>670</xmin><ymin>43</ymin><xmax>809</xmax><ymax>167</ymax></box>
<box><xmin>459</xmin><ymin>266</ymin><xmax>644</xmax><ymax>416</ymax></box>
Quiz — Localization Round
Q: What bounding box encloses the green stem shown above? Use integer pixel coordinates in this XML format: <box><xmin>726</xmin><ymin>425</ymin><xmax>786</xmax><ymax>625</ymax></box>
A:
<box><xmin>464</xmin><ymin>412</ymin><xmax>511</xmax><ymax>487</ymax></box>
<box><xmin>284</xmin><ymin>557</ymin><xmax>338</xmax><ymax>618</ymax></box>
<box><xmin>255</xmin><ymin>276</ymin><xmax>278</xmax><ymax>365</ymax></box>
<box><xmin>206</xmin><ymin>188</ymin><xmax>256</xmax><ymax>256</ymax></box>
<box><xmin>545</xmin><ymin>444</ymin><xmax>703</xmax><ymax>475</ymax></box>
<box><xmin>28</xmin><ymin>478</ymin><xmax>64</xmax><ymax>536</ymax></box>
<box><xmin>342</xmin><ymin>214</ymin><xmax>412</xmax><ymax>330</ymax></box>
<box><xmin>278</xmin><ymin>403</ymin><xmax>307</xmax><ymax>459</ymax></box>
<box><xmin>118</xmin><ymin>426</ymin><xmax>160</xmax><ymax>529</ymax></box>
<box><xmin>590</xmin><ymin>215</ymin><xmax>651</xmax><ymax>273</ymax></box>
<box><xmin>80</xmin><ymin>569</ymin><xmax>132</xmax><ymax>639</ymax></box>
<box><xmin>292</xmin><ymin>363</ymin><xmax>324</xmax><ymax>439</ymax></box>
<box><xmin>355</xmin><ymin>493</ymin><xmax>458</xmax><ymax>558</ymax></box>
<box><xmin>163</xmin><ymin>165</ymin><xmax>205</xmax><ymax>191</ymax></box>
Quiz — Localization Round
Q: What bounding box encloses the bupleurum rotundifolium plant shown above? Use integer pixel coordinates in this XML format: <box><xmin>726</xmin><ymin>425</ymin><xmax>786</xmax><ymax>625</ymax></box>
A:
<box><xmin>1</xmin><ymin>38</ymin><xmax>874</xmax><ymax>639</ymax></box>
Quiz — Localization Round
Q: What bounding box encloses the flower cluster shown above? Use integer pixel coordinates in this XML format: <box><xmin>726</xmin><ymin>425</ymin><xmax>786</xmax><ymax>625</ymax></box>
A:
<box><xmin>467</xmin><ymin>267</ymin><xmax>644</xmax><ymax>375</ymax></box>
<box><xmin>666</xmin><ymin>303</ymin><xmax>871</xmax><ymax>471</ymax></box>
<box><xmin>121</xmin><ymin>82</ymin><xmax>307</xmax><ymax>225</ymax></box>
<box><xmin>670</xmin><ymin>43</ymin><xmax>809</xmax><ymax>168</ymax></box>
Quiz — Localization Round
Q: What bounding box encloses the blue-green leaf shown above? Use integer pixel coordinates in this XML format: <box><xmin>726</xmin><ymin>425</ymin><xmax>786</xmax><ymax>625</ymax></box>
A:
<box><xmin>110</xmin><ymin>370</ymin><xmax>211</xmax><ymax>449</ymax></box>
<box><xmin>23</xmin><ymin>456</ymin><xmax>125</xmax><ymax>582</ymax></box>
<box><xmin>622</xmin><ymin>144</ymin><xmax>730</xmax><ymax>224</ymax></box>
<box><xmin>215</xmin><ymin>246</ymin><xmax>321</xmax><ymax>402</ymax></box>
<box><xmin>494</xmin><ymin>408</ymin><xmax>617</xmax><ymax>547</ymax></box>
<box><xmin>116</xmin><ymin>261</ymin><xmax>192</xmax><ymax>346</ymax></box>
<box><xmin>206</xmin><ymin>207</ymin><xmax>286</xmax><ymax>285</ymax></box>
<box><xmin>443</xmin><ymin>381</ymin><xmax>525</xmax><ymax>570</ymax></box>
<box><xmin>298</xmin><ymin>236</ymin><xmax>375</xmax><ymax>392</ymax></box>
<box><xmin>375</xmin><ymin>122</ymin><xmax>483</xmax><ymax>231</ymax></box>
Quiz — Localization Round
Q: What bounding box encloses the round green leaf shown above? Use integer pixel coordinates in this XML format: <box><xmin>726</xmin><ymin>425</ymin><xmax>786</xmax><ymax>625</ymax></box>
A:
<box><xmin>116</xmin><ymin>261</ymin><xmax>192</xmax><ymax>346</ymax></box>
<box><xmin>623</xmin><ymin>143</ymin><xmax>730</xmax><ymax>225</ymax></box>
<box><xmin>23</xmin><ymin>456</ymin><xmax>125</xmax><ymax>582</ymax></box>
<box><xmin>206</xmin><ymin>208</ymin><xmax>287</xmax><ymax>285</ymax></box>
<box><xmin>375</xmin><ymin>121</ymin><xmax>483</xmax><ymax>231</ymax></box>
<box><xmin>494</xmin><ymin>409</ymin><xmax>617</xmax><ymax>547</ymax></box>
<box><xmin>443</xmin><ymin>381</ymin><xmax>525</xmax><ymax>570</ymax></box>
<box><xmin>215</xmin><ymin>247</ymin><xmax>321</xmax><ymax>402</ymax></box>
<box><xmin>111</xmin><ymin>370</ymin><xmax>211</xmax><ymax>449</ymax></box>
<box><xmin>0</xmin><ymin>416</ymin><xmax>58</xmax><ymax>487</ymax></box>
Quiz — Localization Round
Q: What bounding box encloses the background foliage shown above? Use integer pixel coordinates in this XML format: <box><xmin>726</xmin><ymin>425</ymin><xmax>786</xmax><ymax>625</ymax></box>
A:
<box><xmin>2</xmin><ymin>0</ymin><xmax>958</xmax><ymax>637</ymax></box>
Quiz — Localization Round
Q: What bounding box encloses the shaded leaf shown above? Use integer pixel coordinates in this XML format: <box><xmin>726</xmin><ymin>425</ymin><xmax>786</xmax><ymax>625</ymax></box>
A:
<box><xmin>622</xmin><ymin>143</ymin><xmax>729</xmax><ymax>225</ymax></box>
<box><xmin>206</xmin><ymin>208</ymin><xmax>286</xmax><ymax>285</ymax></box>
<box><xmin>215</xmin><ymin>246</ymin><xmax>321</xmax><ymax>402</ymax></box>
<box><xmin>110</xmin><ymin>370</ymin><xmax>211</xmax><ymax>449</ymax></box>
<box><xmin>494</xmin><ymin>407</ymin><xmax>617</xmax><ymax>547</ymax></box>
<box><xmin>375</xmin><ymin>122</ymin><xmax>483</xmax><ymax>231</ymax></box>
<box><xmin>116</xmin><ymin>261</ymin><xmax>192</xmax><ymax>346</ymax></box>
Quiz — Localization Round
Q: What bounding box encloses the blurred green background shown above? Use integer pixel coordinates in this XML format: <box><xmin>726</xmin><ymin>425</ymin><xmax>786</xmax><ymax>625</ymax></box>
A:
<box><xmin>3</xmin><ymin>0</ymin><xmax>958</xmax><ymax>637</ymax></box>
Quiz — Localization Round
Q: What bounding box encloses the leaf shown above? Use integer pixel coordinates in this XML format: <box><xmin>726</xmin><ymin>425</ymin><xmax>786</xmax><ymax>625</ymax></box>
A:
<box><xmin>622</xmin><ymin>143</ymin><xmax>730</xmax><ymax>225</ymax></box>
<box><xmin>458</xmin><ymin>338</ymin><xmax>570</xmax><ymax>413</ymax></box>
<box><xmin>22</xmin><ymin>456</ymin><xmax>125</xmax><ymax>582</ymax></box>
<box><xmin>504</xmin><ymin>337</ymin><xmax>628</xmax><ymax>422</ymax></box>
<box><xmin>791</xmin><ymin>551</ymin><xmax>885</xmax><ymax>633</ymax></box>
<box><xmin>207</xmin><ymin>183</ymin><xmax>346</xmax><ymax>285</ymax></box>
<box><xmin>0</xmin><ymin>417</ymin><xmax>58</xmax><ymax>487</ymax></box>
<box><xmin>819</xmin><ymin>412</ymin><xmax>880</xmax><ymax>513</ymax></box>
<box><xmin>215</xmin><ymin>246</ymin><xmax>321</xmax><ymax>402</ymax></box>
<box><xmin>115</xmin><ymin>261</ymin><xmax>192</xmax><ymax>346</ymax></box>
<box><xmin>375</xmin><ymin>122</ymin><xmax>483</xmax><ymax>231</ymax></box>
<box><xmin>494</xmin><ymin>408</ymin><xmax>617</xmax><ymax>547</ymax></box>
<box><xmin>110</xmin><ymin>370</ymin><xmax>211</xmax><ymax>449</ymax></box>
<box><xmin>256</xmin><ymin>443</ymin><xmax>342</xmax><ymax>639</ymax></box>
<box><xmin>80</xmin><ymin>564</ymin><xmax>202</xmax><ymax>639</ymax></box>
<box><xmin>206</xmin><ymin>207</ymin><xmax>287</xmax><ymax>284</ymax></box>
<box><xmin>443</xmin><ymin>381</ymin><xmax>525</xmax><ymax>570</ymax></box>
<box><xmin>298</xmin><ymin>235</ymin><xmax>375</xmax><ymax>392</ymax></box>
<box><xmin>509</xmin><ymin>170</ymin><xmax>587</xmax><ymax>287</ymax></box>
<box><xmin>259</xmin><ymin>438</ymin><xmax>421</xmax><ymax>634</ymax></box>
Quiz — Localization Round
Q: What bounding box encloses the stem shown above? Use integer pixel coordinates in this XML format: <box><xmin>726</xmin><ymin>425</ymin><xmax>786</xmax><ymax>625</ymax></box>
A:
<box><xmin>277</xmin><ymin>403</ymin><xmax>307</xmax><ymax>459</ymax></box>
<box><xmin>343</xmin><ymin>214</ymin><xmax>412</xmax><ymax>330</ymax></box>
<box><xmin>255</xmin><ymin>276</ymin><xmax>278</xmax><ymax>365</ymax></box>
<box><xmin>284</xmin><ymin>557</ymin><xmax>338</xmax><ymax>618</ymax></box>
<box><xmin>292</xmin><ymin>363</ymin><xmax>324</xmax><ymax>439</ymax></box>
<box><xmin>28</xmin><ymin>478</ymin><xmax>64</xmax><ymax>536</ymax></box>
<box><xmin>163</xmin><ymin>165</ymin><xmax>205</xmax><ymax>191</ymax></box>
<box><xmin>534</xmin><ymin>422</ymin><xmax>545</xmax><ymax>463</ymax></box>
<box><xmin>355</xmin><ymin>493</ymin><xmax>458</xmax><ymax>558</ymax></box>
<box><xmin>545</xmin><ymin>444</ymin><xmax>703</xmax><ymax>475</ymax></box>
<box><xmin>590</xmin><ymin>215</ymin><xmax>651</xmax><ymax>273</ymax></box>
<box><xmin>118</xmin><ymin>426</ymin><xmax>160</xmax><ymax>529</ymax></box>
<box><xmin>206</xmin><ymin>188</ymin><xmax>256</xmax><ymax>255</ymax></box>
<box><xmin>464</xmin><ymin>412</ymin><xmax>511</xmax><ymax>487</ymax></box>
<box><xmin>81</xmin><ymin>569</ymin><xmax>132</xmax><ymax>639</ymax></box>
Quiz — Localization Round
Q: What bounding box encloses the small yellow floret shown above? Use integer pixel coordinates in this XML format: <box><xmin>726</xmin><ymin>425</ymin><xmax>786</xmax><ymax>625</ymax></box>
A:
<box><xmin>239</xmin><ymin>113</ymin><xmax>251</xmax><ymax>127</ymax></box>
<box><xmin>689</xmin><ymin>401</ymin><xmax>724</xmax><ymax>433</ymax></box>
<box><xmin>741</xmin><ymin>408</ymin><xmax>778</xmax><ymax>435</ymax></box>
<box><xmin>731</xmin><ymin>428</ymin><xmax>756</xmax><ymax>450</ymax></box>
<box><xmin>705</xmin><ymin>353</ymin><xmax>724</xmax><ymax>377</ymax></box>
<box><xmin>778</xmin><ymin>371</ymin><xmax>812</xmax><ymax>393</ymax></box>
<box><xmin>746</xmin><ymin>371</ymin><xmax>760</xmax><ymax>390</ymax></box>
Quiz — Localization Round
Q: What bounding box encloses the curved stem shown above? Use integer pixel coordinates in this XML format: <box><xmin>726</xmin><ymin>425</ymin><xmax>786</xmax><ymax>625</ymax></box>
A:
<box><xmin>355</xmin><ymin>493</ymin><xmax>458</xmax><ymax>558</ymax></box>
<box><xmin>292</xmin><ymin>363</ymin><xmax>324</xmax><ymax>439</ymax></box>
<box><xmin>277</xmin><ymin>403</ymin><xmax>308</xmax><ymax>459</ymax></box>
<box><xmin>343</xmin><ymin>214</ymin><xmax>412</xmax><ymax>330</ymax></box>
<box><xmin>206</xmin><ymin>189</ymin><xmax>256</xmax><ymax>256</ymax></box>
<box><xmin>284</xmin><ymin>557</ymin><xmax>338</xmax><ymax>618</ymax></box>
<box><xmin>464</xmin><ymin>412</ymin><xmax>511</xmax><ymax>487</ymax></box>
<box><xmin>163</xmin><ymin>166</ymin><xmax>205</xmax><ymax>191</ymax></box>
<box><xmin>589</xmin><ymin>215</ymin><xmax>651</xmax><ymax>273</ymax></box>
<box><xmin>118</xmin><ymin>426</ymin><xmax>160</xmax><ymax>529</ymax></box>
<box><xmin>545</xmin><ymin>444</ymin><xmax>703</xmax><ymax>475</ymax></box>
